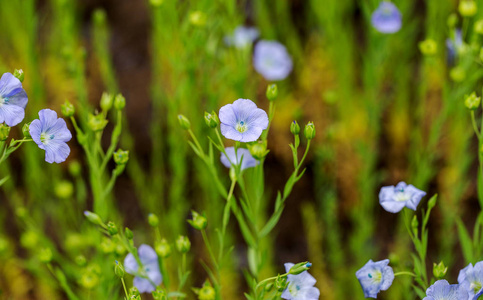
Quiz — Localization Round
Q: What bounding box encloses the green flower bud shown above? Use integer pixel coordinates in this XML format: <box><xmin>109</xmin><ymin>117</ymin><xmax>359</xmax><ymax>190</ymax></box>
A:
<box><xmin>0</xmin><ymin>124</ymin><xmax>10</xmax><ymax>141</ymax></box>
<box><xmin>248</xmin><ymin>142</ymin><xmax>268</xmax><ymax>160</ymax></box>
<box><xmin>115</xmin><ymin>244</ymin><xmax>127</xmax><ymax>256</ymax></box>
<box><xmin>266</xmin><ymin>84</ymin><xmax>278</xmax><ymax>101</ymax></box>
<box><xmin>176</xmin><ymin>235</ymin><xmax>191</xmax><ymax>253</ymax></box>
<box><xmin>22</xmin><ymin>122</ymin><xmax>31</xmax><ymax>139</ymax></box>
<box><xmin>150</xmin><ymin>0</ymin><xmax>164</xmax><ymax>7</ymax></box>
<box><xmin>475</xmin><ymin>20</ymin><xmax>483</xmax><ymax>34</ymax></box>
<box><xmin>178</xmin><ymin>114</ymin><xmax>191</xmax><ymax>130</ymax></box>
<box><xmin>411</xmin><ymin>215</ymin><xmax>419</xmax><ymax>236</ymax></box>
<box><xmin>304</xmin><ymin>122</ymin><xmax>316</xmax><ymax>140</ymax></box>
<box><xmin>419</xmin><ymin>39</ymin><xmax>438</xmax><ymax>55</ymax></box>
<box><xmin>88</xmin><ymin>113</ymin><xmax>108</xmax><ymax>132</ymax></box>
<box><xmin>155</xmin><ymin>239</ymin><xmax>172</xmax><ymax>258</ymax></box>
<box><xmin>459</xmin><ymin>0</ymin><xmax>477</xmax><ymax>17</ymax></box>
<box><xmin>79</xmin><ymin>265</ymin><xmax>100</xmax><ymax>289</ymax></box>
<box><xmin>288</xmin><ymin>261</ymin><xmax>312</xmax><ymax>275</ymax></box>
<box><xmin>100</xmin><ymin>92</ymin><xmax>114</xmax><ymax>112</ymax></box>
<box><xmin>115</xmin><ymin>261</ymin><xmax>125</xmax><ymax>278</ymax></box>
<box><xmin>20</xmin><ymin>231</ymin><xmax>38</xmax><ymax>249</ymax></box>
<box><xmin>198</xmin><ymin>282</ymin><xmax>215</xmax><ymax>300</ymax></box>
<box><xmin>433</xmin><ymin>261</ymin><xmax>448</xmax><ymax>279</ymax></box>
<box><xmin>13</xmin><ymin>69</ymin><xmax>24</xmax><ymax>82</ymax></box>
<box><xmin>427</xmin><ymin>195</ymin><xmax>437</xmax><ymax>210</ymax></box>
<box><xmin>84</xmin><ymin>211</ymin><xmax>103</xmax><ymax>226</ymax></box>
<box><xmin>264</xmin><ymin>283</ymin><xmax>273</xmax><ymax>292</ymax></box>
<box><xmin>152</xmin><ymin>288</ymin><xmax>168</xmax><ymax>300</ymax></box>
<box><xmin>204</xmin><ymin>111</ymin><xmax>219</xmax><ymax>128</ymax></box>
<box><xmin>148</xmin><ymin>213</ymin><xmax>159</xmax><ymax>227</ymax></box>
<box><xmin>188</xmin><ymin>211</ymin><xmax>207</xmax><ymax>230</ymax></box>
<box><xmin>189</xmin><ymin>11</ymin><xmax>206</xmax><ymax>26</ymax></box>
<box><xmin>275</xmin><ymin>274</ymin><xmax>288</xmax><ymax>292</ymax></box>
<box><xmin>114</xmin><ymin>149</ymin><xmax>129</xmax><ymax>165</ymax></box>
<box><xmin>465</xmin><ymin>92</ymin><xmax>481</xmax><ymax>110</ymax></box>
<box><xmin>129</xmin><ymin>287</ymin><xmax>140</xmax><ymax>298</ymax></box>
<box><xmin>125</xmin><ymin>227</ymin><xmax>134</xmax><ymax>240</ymax></box>
<box><xmin>39</xmin><ymin>248</ymin><xmax>53</xmax><ymax>263</ymax></box>
<box><xmin>447</xmin><ymin>13</ymin><xmax>458</xmax><ymax>28</ymax></box>
<box><xmin>290</xmin><ymin>120</ymin><xmax>300</xmax><ymax>135</ymax></box>
<box><xmin>61</xmin><ymin>101</ymin><xmax>75</xmax><ymax>117</ymax></box>
<box><xmin>450</xmin><ymin>66</ymin><xmax>466</xmax><ymax>82</ymax></box>
<box><xmin>100</xmin><ymin>237</ymin><xmax>115</xmax><ymax>253</ymax></box>
<box><xmin>69</xmin><ymin>160</ymin><xmax>82</xmax><ymax>177</ymax></box>
<box><xmin>75</xmin><ymin>255</ymin><xmax>87</xmax><ymax>267</ymax></box>
<box><xmin>54</xmin><ymin>180</ymin><xmax>74</xmax><ymax>199</ymax></box>
<box><xmin>107</xmin><ymin>221</ymin><xmax>118</xmax><ymax>236</ymax></box>
<box><xmin>114</xmin><ymin>94</ymin><xmax>126</xmax><ymax>110</ymax></box>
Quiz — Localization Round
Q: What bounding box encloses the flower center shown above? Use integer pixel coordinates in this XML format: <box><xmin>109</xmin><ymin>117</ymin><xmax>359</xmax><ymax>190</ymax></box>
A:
<box><xmin>40</xmin><ymin>133</ymin><xmax>55</xmax><ymax>143</ymax></box>
<box><xmin>0</xmin><ymin>96</ymin><xmax>8</xmax><ymax>106</ymax></box>
<box><xmin>368</xmin><ymin>271</ymin><xmax>382</xmax><ymax>283</ymax></box>
<box><xmin>236</xmin><ymin>121</ymin><xmax>247</xmax><ymax>133</ymax></box>
<box><xmin>470</xmin><ymin>281</ymin><xmax>482</xmax><ymax>294</ymax></box>
<box><xmin>394</xmin><ymin>188</ymin><xmax>410</xmax><ymax>202</ymax></box>
<box><xmin>288</xmin><ymin>282</ymin><xmax>301</xmax><ymax>296</ymax></box>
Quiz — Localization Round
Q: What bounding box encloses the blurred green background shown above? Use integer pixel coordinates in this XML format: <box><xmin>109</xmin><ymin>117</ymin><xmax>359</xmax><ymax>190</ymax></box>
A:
<box><xmin>0</xmin><ymin>0</ymin><xmax>482</xmax><ymax>299</ymax></box>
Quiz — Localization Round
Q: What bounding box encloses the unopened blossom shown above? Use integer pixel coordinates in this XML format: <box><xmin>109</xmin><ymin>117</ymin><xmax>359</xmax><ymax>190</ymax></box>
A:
<box><xmin>356</xmin><ymin>259</ymin><xmax>394</xmax><ymax>298</ymax></box>
<box><xmin>219</xmin><ymin>98</ymin><xmax>268</xmax><ymax>142</ymax></box>
<box><xmin>423</xmin><ymin>280</ymin><xmax>467</xmax><ymax>300</ymax></box>
<box><xmin>458</xmin><ymin>261</ymin><xmax>483</xmax><ymax>299</ymax></box>
<box><xmin>379</xmin><ymin>181</ymin><xmax>426</xmax><ymax>213</ymax></box>
<box><xmin>30</xmin><ymin>109</ymin><xmax>72</xmax><ymax>164</ymax></box>
<box><xmin>282</xmin><ymin>263</ymin><xmax>320</xmax><ymax>300</ymax></box>
<box><xmin>220</xmin><ymin>147</ymin><xmax>258</xmax><ymax>171</ymax></box>
<box><xmin>124</xmin><ymin>244</ymin><xmax>162</xmax><ymax>293</ymax></box>
<box><xmin>0</xmin><ymin>72</ymin><xmax>28</xmax><ymax>126</ymax></box>
<box><xmin>371</xmin><ymin>1</ymin><xmax>402</xmax><ymax>34</ymax></box>
<box><xmin>253</xmin><ymin>40</ymin><xmax>293</xmax><ymax>81</ymax></box>
<box><xmin>225</xmin><ymin>25</ymin><xmax>259</xmax><ymax>48</ymax></box>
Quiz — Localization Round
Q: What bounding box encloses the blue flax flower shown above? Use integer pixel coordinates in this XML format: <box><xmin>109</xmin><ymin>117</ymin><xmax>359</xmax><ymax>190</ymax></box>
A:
<box><xmin>379</xmin><ymin>181</ymin><xmax>426</xmax><ymax>213</ymax></box>
<box><xmin>225</xmin><ymin>25</ymin><xmax>259</xmax><ymax>48</ymax></box>
<box><xmin>356</xmin><ymin>259</ymin><xmax>394</xmax><ymax>298</ymax></box>
<box><xmin>253</xmin><ymin>40</ymin><xmax>293</xmax><ymax>81</ymax></box>
<box><xmin>423</xmin><ymin>280</ymin><xmax>467</xmax><ymax>300</ymax></box>
<box><xmin>458</xmin><ymin>261</ymin><xmax>483</xmax><ymax>299</ymax></box>
<box><xmin>371</xmin><ymin>1</ymin><xmax>402</xmax><ymax>34</ymax></box>
<box><xmin>220</xmin><ymin>147</ymin><xmax>258</xmax><ymax>171</ymax></box>
<box><xmin>124</xmin><ymin>244</ymin><xmax>162</xmax><ymax>293</ymax></box>
<box><xmin>282</xmin><ymin>263</ymin><xmax>320</xmax><ymax>300</ymax></box>
<box><xmin>30</xmin><ymin>109</ymin><xmax>72</xmax><ymax>164</ymax></box>
<box><xmin>446</xmin><ymin>29</ymin><xmax>463</xmax><ymax>64</ymax></box>
<box><xmin>219</xmin><ymin>98</ymin><xmax>268</xmax><ymax>142</ymax></box>
<box><xmin>0</xmin><ymin>72</ymin><xmax>28</xmax><ymax>126</ymax></box>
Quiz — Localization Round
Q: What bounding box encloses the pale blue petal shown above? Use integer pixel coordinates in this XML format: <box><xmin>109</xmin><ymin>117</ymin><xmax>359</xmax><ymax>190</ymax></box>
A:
<box><xmin>240</xmin><ymin>126</ymin><xmax>264</xmax><ymax>142</ymax></box>
<box><xmin>371</xmin><ymin>2</ymin><xmax>402</xmax><ymax>34</ymax></box>
<box><xmin>46</xmin><ymin>118</ymin><xmax>72</xmax><ymax>143</ymax></box>
<box><xmin>133</xmin><ymin>276</ymin><xmax>156</xmax><ymax>293</ymax></box>
<box><xmin>29</xmin><ymin>119</ymin><xmax>44</xmax><ymax>149</ymax></box>
<box><xmin>253</xmin><ymin>40</ymin><xmax>293</xmax><ymax>81</ymax></box>
<box><xmin>124</xmin><ymin>253</ymin><xmax>139</xmax><ymax>275</ymax></box>
<box><xmin>220</xmin><ymin>124</ymin><xmax>243</xmax><ymax>141</ymax></box>
<box><xmin>380</xmin><ymin>266</ymin><xmax>394</xmax><ymax>290</ymax></box>
<box><xmin>0</xmin><ymin>104</ymin><xmax>25</xmax><ymax>126</ymax></box>
<box><xmin>0</xmin><ymin>73</ymin><xmax>23</xmax><ymax>96</ymax></box>
<box><xmin>380</xmin><ymin>200</ymin><xmax>406</xmax><ymax>213</ymax></box>
<box><xmin>284</xmin><ymin>263</ymin><xmax>295</xmax><ymax>273</ymax></box>
<box><xmin>138</xmin><ymin>244</ymin><xmax>158</xmax><ymax>266</ymax></box>
<box><xmin>39</xmin><ymin>109</ymin><xmax>59</xmax><ymax>131</ymax></box>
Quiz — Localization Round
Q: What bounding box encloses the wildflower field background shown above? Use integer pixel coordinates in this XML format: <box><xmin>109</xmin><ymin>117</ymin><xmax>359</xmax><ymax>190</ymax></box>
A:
<box><xmin>3</xmin><ymin>0</ymin><xmax>483</xmax><ymax>299</ymax></box>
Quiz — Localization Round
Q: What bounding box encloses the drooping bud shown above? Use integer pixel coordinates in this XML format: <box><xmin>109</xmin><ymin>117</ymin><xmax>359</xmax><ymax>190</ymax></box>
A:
<box><xmin>266</xmin><ymin>84</ymin><xmax>278</xmax><ymax>101</ymax></box>
<box><xmin>204</xmin><ymin>111</ymin><xmax>219</xmax><ymax>128</ymax></box>
<box><xmin>288</xmin><ymin>261</ymin><xmax>312</xmax><ymax>275</ymax></box>
<box><xmin>176</xmin><ymin>235</ymin><xmax>191</xmax><ymax>253</ymax></box>
<box><xmin>155</xmin><ymin>239</ymin><xmax>172</xmax><ymax>258</ymax></box>
<box><xmin>113</xmin><ymin>149</ymin><xmax>129</xmax><ymax>165</ymax></box>
<box><xmin>304</xmin><ymin>122</ymin><xmax>316</xmax><ymax>140</ymax></box>
<box><xmin>188</xmin><ymin>211</ymin><xmax>207</xmax><ymax>230</ymax></box>
<box><xmin>61</xmin><ymin>101</ymin><xmax>75</xmax><ymax>117</ymax></box>
<box><xmin>465</xmin><ymin>92</ymin><xmax>481</xmax><ymax>110</ymax></box>
<box><xmin>178</xmin><ymin>114</ymin><xmax>191</xmax><ymax>130</ymax></box>
<box><xmin>290</xmin><ymin>120</ymin><xmax>300</xmax><ymax>135</ymax></box>
<box><xmin>13</xmin><ymin>69</ymin><xmax>24</xmax><ymax>82</ymax></box>
<box><xmin>84</xmin><ymin>211</ymin><xmax>103</xmax><ymax>226</ymax></box>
